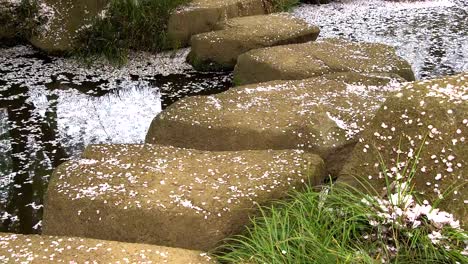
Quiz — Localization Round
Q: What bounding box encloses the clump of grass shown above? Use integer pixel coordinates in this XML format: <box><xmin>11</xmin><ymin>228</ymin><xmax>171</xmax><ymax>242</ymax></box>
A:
<box><xmin>75</xmin><ymin>0</ymin><xmax>189</xmax><ymax>65</ymax></box>
<box><xmin>214</xmin><ymin>143</ymin><xmax>467</xmax><ymax>263</ymax></box>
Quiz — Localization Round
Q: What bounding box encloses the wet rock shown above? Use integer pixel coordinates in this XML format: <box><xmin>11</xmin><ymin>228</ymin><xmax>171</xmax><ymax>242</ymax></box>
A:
<box><xmin>0</xmin><ymin>0</ymin><xmax>19</xmax><ymax>42</ymax></box>
<box><xmin>0</xmin><ymin>232</ymin><xmax>213</xmax><ymax>263</ymax></box>
<box><xmin>234</xmin><ymin>38</ymin><xmax>415</xmax><ymax>85</ymax></box>
<box><xmin>168</xmin><ymin>0</ymin><xmax>272</xmax><ymax>48</ymax></box>
<box><xmin>43</xmin><ymin>144</ymin><xmax>324</xmax><ymax>250</ymax></box>
<box><xmin>146</xmin><ymin>72</ymin><xmax>404</xmax><ymax>175</ymax></box>
<box><xmin>28</xmin><ymin>0</ymin><xmax>109</xmax><ymax>53</ymax></box>
<box><xmin>339</xmin><ymin>73</ymin><xmax>467</xmax><ymax>226</ymax></box>
<box><xmin>187</xmin><ymin>13</ymin><xmax>320</xmax><ymax>71</ymax></box>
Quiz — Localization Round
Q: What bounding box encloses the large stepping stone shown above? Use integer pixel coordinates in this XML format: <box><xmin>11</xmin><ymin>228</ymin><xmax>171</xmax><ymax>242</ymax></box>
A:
<box><xmin>168</xmin><ymin>0</ymin><xmax>272</xmax><ymax>47</ymax></box>
<box><xmin>0</xmin><ymin>233</ymin><xmax>213</xmax><ymax>263</ymax></box>
<box><xmin>339</xmin><ymin>73</ymin><xmax>468</xmax><ymax>226</ymax></box>
<box><xmin>188</xmin><ymin>13</ymin><xmax>320</xmax><ymax>71</ymax></box>
<box><xmin>43</xmin><ymin>144</ymin><xmax>324</xmax><ymax>251</ymax></box>
<box><xmin>28</xmin><ymin>0</ymin><xmax>109</xmax><ymax>53</ymax></box>
<box><xmin>233</xmin><ymin>38</ymin><xmax>415</xmax><ymax>85</ymax></box>
<box><xmin>146</xmin><ymin>72</ymin><xmax>404</xmax><ymax>175</ymax></box>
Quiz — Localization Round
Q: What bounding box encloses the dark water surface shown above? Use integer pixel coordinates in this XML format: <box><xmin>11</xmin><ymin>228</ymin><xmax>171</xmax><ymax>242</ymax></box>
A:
<box><xmin>1</xmin><ymin>0</ymin><xmax>467</xmax><ymax>234</ymax></box>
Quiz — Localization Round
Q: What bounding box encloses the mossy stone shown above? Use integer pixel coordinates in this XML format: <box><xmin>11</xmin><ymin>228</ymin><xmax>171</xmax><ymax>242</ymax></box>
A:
<box><xmin>339</xmin><ymin>73</ymin><xmax>468</xmax><ymax>227</ymax></box>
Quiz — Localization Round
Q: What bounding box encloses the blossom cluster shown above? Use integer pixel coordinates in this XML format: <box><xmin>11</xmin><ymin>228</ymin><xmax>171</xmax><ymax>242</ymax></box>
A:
<box><xmin>361</xmin><ymin>180</ymin><xmax>467</xmax><ymax>260</ymax></box>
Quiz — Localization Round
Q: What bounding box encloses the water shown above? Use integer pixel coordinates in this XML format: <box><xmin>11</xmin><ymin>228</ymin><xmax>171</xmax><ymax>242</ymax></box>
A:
<box><xmin>293</xmin><ymin>0</ymin><xmax>468</xmax><ymax>79</ymax></box>
<box><xmin>1</xmin><ymin>0</ymin><xmax>467</xmax><ymax>234</ymax></box>
<box><xmin>0</xmin><ymin>45</ymin><xmax>232</xmax><ymax>233</ymax></box>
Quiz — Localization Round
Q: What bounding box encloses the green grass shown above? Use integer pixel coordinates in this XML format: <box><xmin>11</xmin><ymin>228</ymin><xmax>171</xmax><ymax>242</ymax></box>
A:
<box><xmin>74</xmin><ymin>0</ymin><xmax>309</xmax><ymax>64</ymax></box>
<box><xmin>271</xmin><ymin>0</ymin><xmax>301</xmax><ymax>11</ymax></box>
<box><xmin>214</xmin><ymin>185</ymin><xmax>467</xmax><ymax>263</ymax></box>
<box><xmin>75</xmin><ymin>0</ymin><xmax>190</xmax><ymax>65</ymax></box>
<box><xmin>214</xmin><ymin>142</ymin><xmax>467</xmax><ymax>263</ymax></box>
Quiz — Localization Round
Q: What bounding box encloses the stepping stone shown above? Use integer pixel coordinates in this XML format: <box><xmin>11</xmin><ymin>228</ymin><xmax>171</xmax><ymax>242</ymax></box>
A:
<box><xmin>339</xmin><ymin>73</ymin><xmax>468</xmax><ymax>227</ymax></box>
<box><xmin>233</xmin><ymin>38</ymin><xmax>415</xmax><ymax>85</ymax></box>
<box><xmin>168</xmin><ymin>0</ymin><xmax>272</xmax><ymax>47</ymax></box>
<box><xmin>28</xmin><ymin>0</ymin><xmax>108</xmax><ymax>53</ymax></box>
<box><xmin>146</xmin><ymin>72</ymin><xmax>404</xmax><ymax>175</ymax></box>
<box><xmin>43</xmin><ymin>144</ymin><xmax>324</xmax><ymax>251</ymax></box>
<box><xmin>187</xmin><ymin>13</ymin><xmax>320</xmax><ymax>71</ymax></box>
<box><xmin>0</xmin><ymin>233</ymin><xmax>213</xmax><ymax>263</ymax></box>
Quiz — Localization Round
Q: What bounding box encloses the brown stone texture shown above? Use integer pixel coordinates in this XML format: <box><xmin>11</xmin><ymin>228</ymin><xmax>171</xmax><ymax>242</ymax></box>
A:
<box><xmin>29</xmin><ymin>0</ymin><xmax>109</xmax><ymax>53</ymax></box>
<box><xmin>234</xmin><ymin>38</ymin><xmax>415</xmax><ymax>85</ymax></box>
<box><xmin>0</xmin><ymin>232</ymin><xmax>214</xmax><ymax>263</ymax></box>
<box><xmin>339</xmin><ymin>73</ymin><xmax>467</xmax><ymax>226</ymax></box>
<box><xmin>146</xmin><ymin>72</ymin><xmax>405</xmax><ymax>175</ymax></box>
<box><xmin>43</xmin><ymin>144</ymin><xmax>324</xmax><ymax>251</ymax></box>
<box><xmin>168</xmin><ymin>0</ymin><xmax>272</xmax><ymax>47</ymax></box>
<box><xmin>188</xmin><ymin>13</ymin><xmax>320</xmax><ymax>71</ymax></box>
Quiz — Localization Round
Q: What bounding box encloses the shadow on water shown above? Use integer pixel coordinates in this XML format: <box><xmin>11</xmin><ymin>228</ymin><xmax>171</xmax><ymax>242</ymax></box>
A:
<box><xmin>0</xmin><ymin>56</ymin><xmax>232</xmax><ymax>233</ymax></box>
<box><xmin>152</xmin><ymin>72</ymin><xmax>232</xmax><ymax>108</ymax></box>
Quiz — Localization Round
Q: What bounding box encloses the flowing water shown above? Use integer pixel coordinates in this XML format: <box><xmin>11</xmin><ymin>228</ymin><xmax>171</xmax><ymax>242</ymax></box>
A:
<box><xmin>0</xmin><ymin>0</ymin><xmax>467</xmax><ymax>233</ymax></box>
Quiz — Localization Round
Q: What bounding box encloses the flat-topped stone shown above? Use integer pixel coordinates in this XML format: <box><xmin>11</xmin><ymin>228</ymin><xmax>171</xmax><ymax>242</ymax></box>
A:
<box><xmin>168</xmin><ymin>0</ymin><xmax>272</xmax><ymax>47</ymax></box>
<box><xmin>234</xmin><ymin>38</ymin><xmax>415</xmax><ymax>85</ymax></box>
<box><xmin>339</xmin><ymin>73</ymin><xmax>468</xmax><ymax>226</ymax></box>
<box><xmin>0</xmin><ymin>233</ymin><xmax>213</xmax><ymax>263</ymax></box>
<box><xmin>43</xmin><ymin>144</ymin><xmax>324</xmax><ymax>251</ymax></box>
<box><xmin>188</xmin><ymin>13</ymin><xmax>320</xmax><ymax>71</ymax></box>
<box><xmin>146</xmin><ymin>72</ymin><xmax>404</xmax><ymax>175</ymax></box>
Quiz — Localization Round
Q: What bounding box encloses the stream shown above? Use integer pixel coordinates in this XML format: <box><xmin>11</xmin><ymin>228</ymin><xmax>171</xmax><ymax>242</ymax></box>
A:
<box><xmin>0</xmin><ymin>0</ymin><xmax>467</xmax><ymax>234</ymax></box>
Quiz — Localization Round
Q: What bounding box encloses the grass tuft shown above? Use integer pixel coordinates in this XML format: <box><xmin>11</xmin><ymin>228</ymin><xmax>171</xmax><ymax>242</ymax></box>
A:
<box><xmin>214</xmin><ymin>141</ymin><xmax>467</xmax><ymax>263</ymax></box>
<box><xmin>74</xmin><ymin>0</ymin><xmax>190</xmax><ymax>65</ymax></box>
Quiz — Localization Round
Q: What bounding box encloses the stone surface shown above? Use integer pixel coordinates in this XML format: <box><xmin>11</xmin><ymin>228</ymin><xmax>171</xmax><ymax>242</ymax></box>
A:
<box><xmin>168</xmin><ymin>0</ymin><xmax>272</xmax><ymax>47</ymax></box>
<box><xmin>188</xmin><ymin>13</ymin><xmax>320</xmax><ymax>71</ymax></box>
<box><xmin>233</xmin><ymin>38</ymin><xmax>415</xmax><ymax>85</ymax></box>
<box><xmin>0</xmin><ymin>233</ymin><xmax>213</xmax><ymax>263</ymax></box>
<box><xmin>28</xmin><ymin>0</ymin><xmax>109</xmax><ymax>53</ymax></box>
<box><xmin>339</xmin><ymin>73</ymin><xmax>467</xmax><ymax>226</ymax></box>
<box><xmin>146</xmin><ymin>72</ymin><xmax>404</xmax><ymax>175</ymax></box>
<box><xmin>43</xmin><ymin>144</ymin><xmax>324</xmax><ymax>251</ymax></box>
<box><xmin>0</xmin><ymin>0</ymin><xmax>18</xmax><ymax>42</ymax></box>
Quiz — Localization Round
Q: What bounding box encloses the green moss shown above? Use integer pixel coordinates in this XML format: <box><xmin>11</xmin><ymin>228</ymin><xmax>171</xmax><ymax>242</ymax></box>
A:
<box><xmin>232</xmin><ymin>75</ymin><xmax>245</xmax><ymax>87</ymax></box>
<box><xmin>75</xmin><ymin>0</ymin><xmax>190</xmax><ymax>65</ymax></box>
